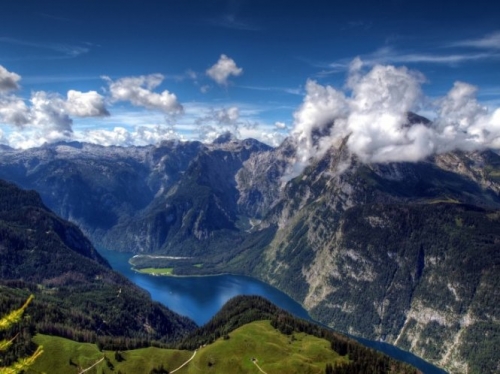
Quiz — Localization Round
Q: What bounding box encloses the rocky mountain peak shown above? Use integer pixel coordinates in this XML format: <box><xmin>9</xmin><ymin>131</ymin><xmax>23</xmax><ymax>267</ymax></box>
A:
<box><xmin>212</xmin><ymin>131</ymin><xmax>237</xmax><ymax>144</ymax></box>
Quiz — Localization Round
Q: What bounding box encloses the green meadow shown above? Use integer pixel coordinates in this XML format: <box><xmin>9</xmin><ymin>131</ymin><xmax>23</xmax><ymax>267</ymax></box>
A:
<box><xmin>135</xmin><ymin>267</ymin><xmax>174</xmax><ymax>276</ymax></box>
<box><xmin>28</xmin><ymin>320</ymin><xmax>348</xmax><ymax>374</ymax></box>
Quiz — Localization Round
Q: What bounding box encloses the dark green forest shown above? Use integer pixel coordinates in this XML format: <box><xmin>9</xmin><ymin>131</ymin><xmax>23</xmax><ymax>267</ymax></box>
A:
<box><xmin>0</xmin><ymin>180</ymin><xmax>196</xmax><ymax>365</ymax></box>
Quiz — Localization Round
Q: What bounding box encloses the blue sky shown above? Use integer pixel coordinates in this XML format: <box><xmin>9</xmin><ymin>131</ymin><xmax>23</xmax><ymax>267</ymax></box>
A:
<box><xmin>1</xmin><ymin>0</ymin><xmax>500</xmax><ymax>149</ymax></box>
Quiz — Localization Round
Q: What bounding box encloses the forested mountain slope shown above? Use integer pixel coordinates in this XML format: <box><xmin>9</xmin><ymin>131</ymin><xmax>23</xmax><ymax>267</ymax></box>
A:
<box><xmin>0</xmin><ymin>179</ymin><xmax>196</xmax><ymax>367</ymax></box>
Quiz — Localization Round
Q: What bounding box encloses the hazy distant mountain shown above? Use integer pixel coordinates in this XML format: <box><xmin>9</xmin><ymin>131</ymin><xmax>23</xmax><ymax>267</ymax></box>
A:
<box><xmin>1</xmin><ymin>125</ymin><xmax>499</xmax><ymax>372</ymax></box>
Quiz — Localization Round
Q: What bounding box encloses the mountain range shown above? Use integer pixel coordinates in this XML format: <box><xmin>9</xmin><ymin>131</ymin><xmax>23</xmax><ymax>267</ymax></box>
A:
<box><xmin>0</xmin><ymin>179</ymin><xmax>421</xmax><ymax>373</ymax></box>
<box><xmin>0</xmin><ymin>117</ymin><xmax>499</xmax><ymax>373</ymax></box>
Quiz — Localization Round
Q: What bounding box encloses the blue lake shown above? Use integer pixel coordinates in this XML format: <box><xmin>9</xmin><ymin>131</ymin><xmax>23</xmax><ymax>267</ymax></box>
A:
<box><xmin>98</xmin><ymin>248</ymin><xmax>447</xmax><ymax>374</ymax></box>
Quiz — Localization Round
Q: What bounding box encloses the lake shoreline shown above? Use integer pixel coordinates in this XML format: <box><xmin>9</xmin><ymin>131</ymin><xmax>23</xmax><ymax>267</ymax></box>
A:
<box><xmin>98</xmin><ymin>247</ymin><xmax>447</xmax><ymax>374</ymax></box>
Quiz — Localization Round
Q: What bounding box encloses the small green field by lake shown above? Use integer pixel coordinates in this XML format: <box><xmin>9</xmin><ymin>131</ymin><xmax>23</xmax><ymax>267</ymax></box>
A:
<box><xmin>28</xmin><ymin>320</ymin><xmax>348</xmax><ymax>374</ymax></box>
<box><xmin>135</xmin><ymin>267</ymin><xmax>174</xmax><ymax>276</ymax></box>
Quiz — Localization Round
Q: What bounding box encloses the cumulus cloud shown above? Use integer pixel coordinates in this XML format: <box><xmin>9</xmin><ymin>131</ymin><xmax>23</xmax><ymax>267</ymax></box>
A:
<box><xmin>196</xmin><ymin>106</ymin><xmax>243</xmax><ymax>141</ymax></box>
<box><xmin>105</xmin><ymin>74</ymin><xmax>183</xmax><ymax>114</ymax></box>
<box><xmin>345</xmin><ymin>64</ymin><xmax>426</xmax><ymax>162</ymax></box>
<box><xmin>29</xmin><ymin>91</ymin><xmax>73</xmax><ymax>137</ymax></box>
<box><xmin>206</xmin><ymin>54</ymin><xmax>243</xmax><ymax>86</ymax></box>
<box><xmin>0</xmin><ymin>90</ymin><xmax>72</xmax><ymax>140</ymax></box>
<box><xmin>4</xmin><ymin>122</ymin><xmax>182</xmax><ymax>149</ymax></box>
<box><xmin>1</xmin><ymin>90</ymin><xmax>110</xmax><ymax>133</ymax></box>
<box><xmin>190</xmin><ymin>104</ymin><xmax>285</xmax><ymax>147</ymax></box>
<box><xmin>433</xmin><ymin>82</ymin><xmax>500</xmax><ymax>151</ymax></box>
<box><xmin>0</xmin><ymin>65</ymin><xmax>21</xmax><ymax>92</ymax></box>
<box><xmin>75</xmin><ymin>125</ymin><xmax>178</xmax><ymax>147</ymax></box>
<box><xmin>0</xmin><ymin>66</ymin><xmax>186</xmax><ymax>148</ymax></box>
<box><xmin>291</xmin><ymin>80</ymin><xmax>348</xmax><ymax>174</ymax></box>
<box><xmin>289</xmin><ymin>60</ymin><xmax>500</xmax><ymax>178</ymax></box>
<box><xmin>65</xmin><ymin>90</ymin><xmax>109</xmax><ymax>117</ymax></box>
<box><xmin>275</xmin><ymin>121</ymin><xmax>287</xmax><ymax>129</ymax></box>
<box><xmin>0</xmin><ymin>65</ymin><xmax>113</xmax><ymax>147</ymax></box>
<box><xmin>0</xmin><ymin>95</ymin><xmax>30</xmax><ymax>126</ymax></box>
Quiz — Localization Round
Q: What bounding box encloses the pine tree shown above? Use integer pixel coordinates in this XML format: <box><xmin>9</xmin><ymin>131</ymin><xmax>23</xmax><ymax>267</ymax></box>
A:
<box><xmin>0</xmin><ymin>295</ymin><xmax>43</xmax><ymax>374</ymax></box>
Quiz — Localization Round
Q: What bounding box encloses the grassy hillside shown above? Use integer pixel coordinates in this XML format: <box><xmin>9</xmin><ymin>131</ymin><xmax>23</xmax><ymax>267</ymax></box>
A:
<box><xmin>28</xmin><ymin>334</ymin><xmax>191</xmax><ymax>374</ymax></box>
<box><xmin>28</xmin><ymin>321</ymin><xmax>348</xmax><ymax>374</ymax></box>
<box><xmin>187</xmin><ymin>320</ymin><xmax>348</xmax><ymax>374</ymax></box>
<box><xmin>26</xmin><ymin>295</ymin><xmax>420</xmax><ymax>374</ymax></box>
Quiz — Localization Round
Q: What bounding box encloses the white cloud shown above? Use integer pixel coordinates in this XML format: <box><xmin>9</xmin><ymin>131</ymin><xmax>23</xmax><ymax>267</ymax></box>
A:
<box><xmin>345</xmin><ymin>64</ymin><xmax>427</xmax><ymax>163</ymax></box>
<box><xmin>288</xmin><ymin>60</ymin><xmax>500</xmax><ymax>178</ymax></box>
<box><xmin>325</xmin><ymin>46</ymin><xmax>500</xmax><ymax>74</ymax></box>
<box><xmin>0</xmin><ymin>95</ymin><xmax>30</xmax><ymax>126</ymax></box>
<box><xmin>29</xmin><ymin>91</ymin><xmax>73</xmax><ymax>137</ymax></box>
<box><xmin>190</xmin><ymin>104</ymin><xmax>281</xmax><ymax>146</ymax></box>
<box><xmin>217</xmin><ymin>106</ymin><xmax>240</xmax><ymax>124</ymax></box>
<box><xmin>75</xmin><ymin>125</ymin><xmax>179</xmax><ymax>147</ymax></box>
<box><xmin>0</xmin><ymin>67</ymin><xmax>183</xmax><ymax>149</ymax></box>
<box><xmin>275</xmin><ymin>121</ymin><xmax>287</xmax><ymax>129</ymax></box>
<box><xmin>4</xmin><ymin>121</ymin><xmax>182</xmax><ymax>149</ymax></box>
<box><xmin>1</xmin><ymin>90</ymin><xmax>109</xmax><ymax>131</ymax></box>
<box><xmin>0</xmin><ymin>65</ymin><xmax>21</xmax><ymax>92</ymax></box>
<box><xmin>105</xmin><ymin>74</ymin><xmax>183</xmax><ymax>114</ymax></box>
<box><xmin>433</xmin><ymin>82</ymin><xmax>500</xmax><ymax>152</ymax></box>
<box><xmin>365</xmin><ymin>47</ymin><xmax>498</xmax><ymax>66</ymax></box>
<box><xmin>452</xmin><ymin>31</ymin><xmax>500</xmax><ymax>50</ymax></box>
<box><xmin>65</xmin><ymin>90</ymin><xmax>109</xmax><ymax>117</ymax></box>
<box><xmin>195</xmin><ymin>106</ymin><xmax>242</xmax><ymax>141</ymax></box>
<box><xmin>238</xmin><ymin>85</ymin><xmax>302</xmax><ymax>95</ymax></box>
<box><xmin>206</xmin><ymin>54</ymin><xmax>243</xmax><ymax>86</ymax></box>
<box><xmin>436</xmin><ymin>82</ymin><xmax>486</xmax><ymax>130</ymax></box>
<box><xmin>291</xmin><ymin>80</ymin><xmax>348</xmax><ymax>173</ymax></box>
<box><xmin>0</xmin><ymin>65</ymin><xmax>110</xmax><ymax>146</ymax></box>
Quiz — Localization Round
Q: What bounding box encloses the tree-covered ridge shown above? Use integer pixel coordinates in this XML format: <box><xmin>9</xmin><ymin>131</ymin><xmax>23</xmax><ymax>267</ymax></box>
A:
<box><xmin>178</xmin><ymin>295</ymin><xmax>420</xmax><ymax>374</ymax></box>
<box><xmin>0</xmin><ymin>180</ymin><xmax>196</xmax><ymax>354</ymax></box>
<box><xmin>0</xmin><ymin>179</ymin><xmax>108</xmax><ymax>268</ymax></box>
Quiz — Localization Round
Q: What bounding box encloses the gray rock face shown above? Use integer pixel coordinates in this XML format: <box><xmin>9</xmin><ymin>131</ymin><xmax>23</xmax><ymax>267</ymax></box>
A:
<box><xmin>249</xmin><ymin>143</ymin><xmax>500</xmax><ymax>374</ymax></box>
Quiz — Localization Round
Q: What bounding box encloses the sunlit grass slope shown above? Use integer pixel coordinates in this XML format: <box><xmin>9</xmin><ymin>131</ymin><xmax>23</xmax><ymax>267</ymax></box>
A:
<box><xmin>28</xmin><ymin>334</ymin><xmax>191</xmax><ymax>374</ymax></box>
<box><xmin>186</xmin><ymin>320</ymin><xmax>348</xmax><ymax>374</ymax></box>
<box><xmin>28</xmin><ymin>320</ymin><xmax>347</xmax><ymax>374</ymax></box>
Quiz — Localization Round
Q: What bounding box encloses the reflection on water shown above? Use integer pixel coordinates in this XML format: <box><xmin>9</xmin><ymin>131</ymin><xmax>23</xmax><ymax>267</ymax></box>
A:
<box><xmin>98</xmin><ymin>248</ymin><xmax>447</xmax><ymax>373</ymax></box>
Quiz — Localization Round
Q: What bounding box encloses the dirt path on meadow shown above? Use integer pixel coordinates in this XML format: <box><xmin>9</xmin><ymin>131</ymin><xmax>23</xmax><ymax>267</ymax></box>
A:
<box><xmin>170</xmin><ymin>350</ymin><xmax>197</xmax><ymax>373</ymax></box>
